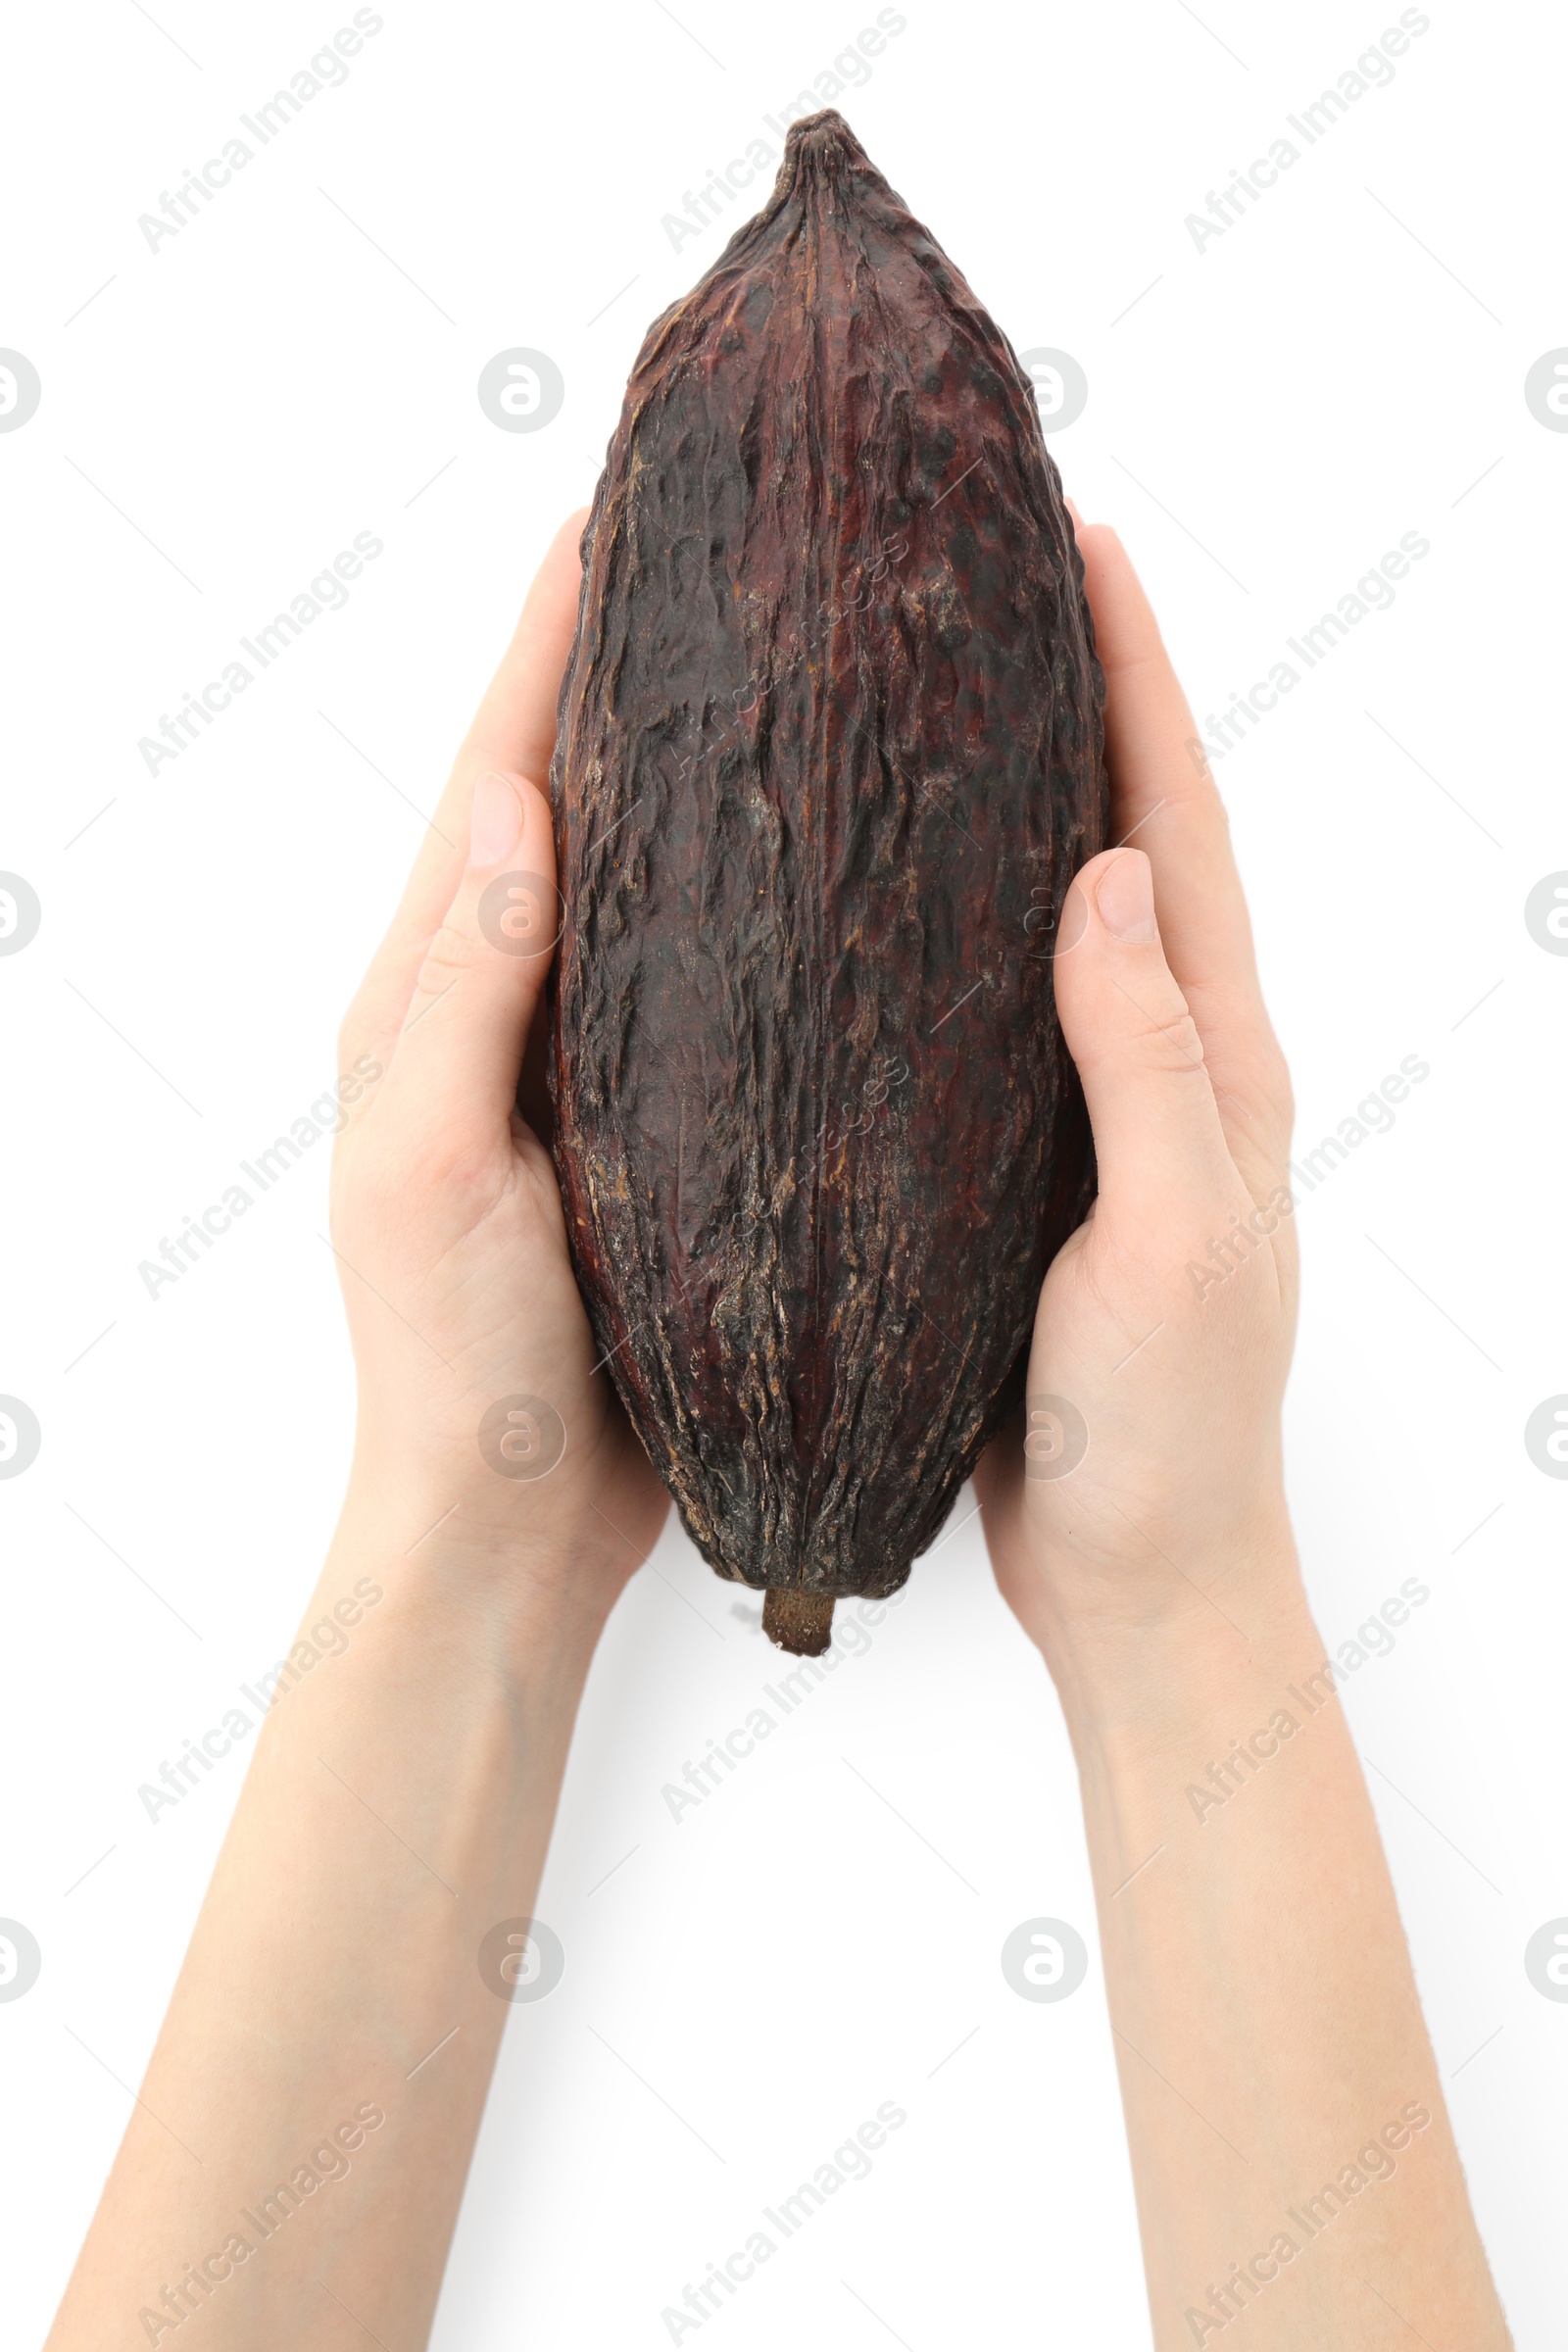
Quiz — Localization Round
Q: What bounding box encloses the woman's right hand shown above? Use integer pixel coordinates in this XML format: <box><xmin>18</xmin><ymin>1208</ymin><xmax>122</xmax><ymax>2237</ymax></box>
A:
<box><xmin>326</xmin><ymin>510</ymin><xmax>670</xmax><ymax>1653</ymax></box>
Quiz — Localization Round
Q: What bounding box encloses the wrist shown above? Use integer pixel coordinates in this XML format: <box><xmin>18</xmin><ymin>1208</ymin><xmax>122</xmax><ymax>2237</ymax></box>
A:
<box><xmin>318</xmin><ymin>1473</ymin><xmax>624</xmax><ymax>1701</ymax></box>
<box><xmin>1034</xmin><ymin>1521</ymin><xmax>1318</xmax><ymax>1765</ymax></box>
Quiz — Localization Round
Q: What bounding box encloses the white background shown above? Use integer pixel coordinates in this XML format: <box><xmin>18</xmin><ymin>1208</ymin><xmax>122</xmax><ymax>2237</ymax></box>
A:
<box><xmin>3</xmin><ymin>0</ymin><xmax>1565</xmax><ymax>2344</ymax></box>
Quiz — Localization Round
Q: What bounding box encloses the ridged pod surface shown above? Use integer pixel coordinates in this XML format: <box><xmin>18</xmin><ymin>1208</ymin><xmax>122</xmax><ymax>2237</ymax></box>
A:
<box><xmin>549</xmin><ymin>110</ymin><xmax>1106</xmax><ymax>1651</ymax></box>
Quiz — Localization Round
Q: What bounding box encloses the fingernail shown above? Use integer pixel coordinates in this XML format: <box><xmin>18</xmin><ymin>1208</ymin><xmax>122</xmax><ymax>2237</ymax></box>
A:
<box><xmin>1095</xmin><ymin>850</ymin><xmax>1157</xmax><ymax>942</ymax></box>
<box><xmin>470</xmin><ymin>771</ymin><xmax>522</xmax><ymax>869</ymax></box>
<box><xmin>1065</xmin><ymin>495</ymin><xmax>1087</xmax><ymax>526</ymax></box>
<box><xmin>1053</xmin><ymin>880</ymin><xmax>1091</xmax><ymax>958</ymax></box>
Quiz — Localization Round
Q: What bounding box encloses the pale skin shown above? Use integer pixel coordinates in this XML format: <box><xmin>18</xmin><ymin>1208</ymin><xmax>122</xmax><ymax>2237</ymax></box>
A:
<box><xmin>47</xmin><ymin>513</ymin><xmax>1510</xmax><ymax>2351</ymax></box>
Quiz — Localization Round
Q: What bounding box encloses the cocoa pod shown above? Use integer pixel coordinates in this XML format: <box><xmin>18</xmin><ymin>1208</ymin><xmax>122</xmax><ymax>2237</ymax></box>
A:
<box><xmin>549</xmin><ymin>110</ymin><xmax>1106</xmax><ymax>1653</ymax></box>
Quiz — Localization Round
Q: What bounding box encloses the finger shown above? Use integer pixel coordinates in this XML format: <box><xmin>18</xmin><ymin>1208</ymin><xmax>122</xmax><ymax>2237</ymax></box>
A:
<box><xmin>1053</xmin><ymin>848</ymin><xmax>1237</xmax><ymax>1221</ymax></box>
<box><xmin>1074</xmin><ymin>520</ymin><xmax>1292</xmax><ymax>1179</ymax></box>
<box><xmin>371</xmin><ymin>770</ymin><xmax>560</xmax><ymax>1152</ymax></box>
<box><xmin>339</xmin><ymin>508</ymin><xmax>588</xmax><ymax>1070</ymax></box>
<box><xmin>461</xmin><ymin>509</ymin><xmax>590</xmax><ymax>783</ymax></box>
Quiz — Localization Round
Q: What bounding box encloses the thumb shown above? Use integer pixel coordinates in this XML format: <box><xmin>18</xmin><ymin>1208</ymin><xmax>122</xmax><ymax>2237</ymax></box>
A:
<box><xmin>1053</xmin><ymin>848</ymin><xmax>1233</xmax><ymax>1212</ymax></box>
<box><xmin>376</xmin><ymin>768</ymin><xmax>560</xmax><ymax>1144</ymax></box>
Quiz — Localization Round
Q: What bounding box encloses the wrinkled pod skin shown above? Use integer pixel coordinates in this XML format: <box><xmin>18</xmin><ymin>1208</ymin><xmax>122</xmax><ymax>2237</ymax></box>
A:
<box><xmin>548</xmin><ymin>110</ymin><xmax>1106</xmax><ymax>1653</ymax></box>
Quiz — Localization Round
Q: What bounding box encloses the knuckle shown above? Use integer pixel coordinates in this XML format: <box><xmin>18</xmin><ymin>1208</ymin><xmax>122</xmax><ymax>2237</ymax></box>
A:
<box><xmin>337</xmin><ymin>1118</ymin><xmax>505</xmax><ymax>1250</ymax></box>
<box><xmin>1148</xmin><ymin>1008</ymin><xmax>1208</xmax><ymax>1077</ymax></box>
<box><xmin>417</xmin><ymin>1120</ymin><xmax>504</xmax><ymax>1206</ymax></box>
<box><xmin>415</xmin><ymin>914</ymin><xmax>486</xmax><ymax>994</ymax></box>
<box><xmin>1118</xmin><ymin>976</ymin><xmax>1206</xmax><ymax>1076</ymax></box>
<box><xmin>1266</xmin><ymin>1047</ymin><xmax>1296</xmax><ymax>1133</ymax></box>
<box><xmin>1160</xmin><ymin>768</ymin><xmax>1230</xmax><ymax>841</ymax></box>
<box><xmin>1227</xmin><ymin>1042</ymin><xmax>1296</xmax><ymax>1159</ymax></box>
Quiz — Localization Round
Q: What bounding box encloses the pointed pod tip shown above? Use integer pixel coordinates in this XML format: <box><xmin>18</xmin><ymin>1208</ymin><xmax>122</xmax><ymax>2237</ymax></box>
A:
<box><xmin>774</xmin><ymin>108</ymin><xmax>872</xmax><ymax>195</ymax></box>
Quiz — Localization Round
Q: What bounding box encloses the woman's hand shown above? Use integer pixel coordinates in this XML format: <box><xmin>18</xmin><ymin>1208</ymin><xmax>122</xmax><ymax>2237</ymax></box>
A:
<box><xmin>328</xmin><ymin>510</ymin><xmax>668</xmax><ymax>1645</ymax></box>
<box><xmin>978</xmin><ymin>522</ymin><xmax>1511</xmax><ymax>2352</ymax></box>
<box><xmin>979</xmin><ymin>520</ymin><xmax>1302</xmax><ymax>1695</ymax></box>
<box><xmin>47</xmin><ymin>518</ymin><xmax>683</xmax><ymax>2352</ymax></box>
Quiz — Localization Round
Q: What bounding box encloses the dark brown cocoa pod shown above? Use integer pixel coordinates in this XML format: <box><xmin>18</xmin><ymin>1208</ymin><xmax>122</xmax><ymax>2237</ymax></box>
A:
<box><xmin>549</xmin><ymin>110</ymin><xmax>1106</xmax><ymax>1652</ymax></box>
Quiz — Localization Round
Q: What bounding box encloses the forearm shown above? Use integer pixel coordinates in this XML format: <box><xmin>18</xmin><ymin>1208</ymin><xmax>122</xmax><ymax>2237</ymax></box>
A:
<box><xmin>48</xmin><ymin>1504</ymin><xmax>598</xmax><ymax>2350</ymax></box>
<box><xmin>1050</xmin><ymin>1545</ymin><xmax>1509</xmax><ymax>2352</ymax></box>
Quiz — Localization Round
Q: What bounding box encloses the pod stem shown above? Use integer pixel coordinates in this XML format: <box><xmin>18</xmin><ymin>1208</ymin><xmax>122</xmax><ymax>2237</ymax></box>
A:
<box><xmin>763</xmin><ymin>1590</ymin><xmax>835</xmax><ymax>1655</ymax></box>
